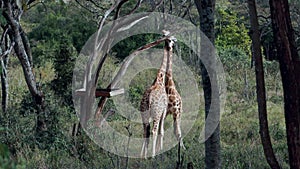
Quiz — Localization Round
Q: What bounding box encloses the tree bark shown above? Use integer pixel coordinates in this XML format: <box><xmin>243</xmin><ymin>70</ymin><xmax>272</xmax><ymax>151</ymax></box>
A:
<box><xmin>2</xmin><ymin>1</ymin><xmax>46</xmax><ymax>134</ymax></box>
<box><xmin>0</xmin><ymin>25</ymin><xmax>11</xmax><ymax>113</ymax></box>
<box><xmin>195</xmin><ymin>0</ymin><xmax>221</xmax><ymax>168</ymax></box>
<box><xmin>269</xmin><ymin>0</ymin><xmax>300</xmax><ymax>168</ymax></box>
<box><xmin>247</xmin><ymin>0</ymin><xmax>281</xmax><ymax>168</ymax></box>
<box><xmin>1</xmin><ymin>55</ymin><xmax>8</xmax><ymax>113</ymax></box>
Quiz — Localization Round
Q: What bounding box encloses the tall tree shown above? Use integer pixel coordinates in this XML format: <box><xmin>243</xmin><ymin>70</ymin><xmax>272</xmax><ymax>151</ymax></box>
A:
<box><xmin>194</xmin><ymin>0</ymin><xmax>221</xmax><ymax>168</ymax></box>
<box><xmin>247</xmin><ymin>0</ymin><xmax>281</xmax><ymax>168</ymax></box>
<box><xmin>1</xmin><ymin>0</ymin><xmax>46</xmax><ymax>137</ymax></box>
<box><xmin>269</xmin><ymin>0</ymin><xmax>300</xmax><ymax>168</ymax></box>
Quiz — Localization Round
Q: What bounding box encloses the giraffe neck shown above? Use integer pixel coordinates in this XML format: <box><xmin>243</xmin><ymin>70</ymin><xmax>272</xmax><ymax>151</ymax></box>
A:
<box><xmin>166</xmin><ymin>40</ymin><xmax>173</xmax><ymax>81</ymax></box>
<box><xmin>153</xmin><ymin>45</ymin><xmax>168</xmax><ymax>86</ymax></box>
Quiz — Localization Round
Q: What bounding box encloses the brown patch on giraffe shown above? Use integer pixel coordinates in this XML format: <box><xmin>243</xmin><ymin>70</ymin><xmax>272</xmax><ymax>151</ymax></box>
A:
<box><xmin>169</xmin><ymin>95</ymin><xmax>176</xmax><ymax>102</ymax></box>
<box><xmin>166</xmin><ymin>79</ymin><xmax>175</xmax><ymax>86</ymax></box>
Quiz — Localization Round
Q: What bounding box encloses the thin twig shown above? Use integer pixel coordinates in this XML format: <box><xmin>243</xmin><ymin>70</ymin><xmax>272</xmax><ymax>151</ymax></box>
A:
<box><xmin>87</xmin><ymin>0</ymin><xmax>105</xmax><ymax>10</ymax></box>
<box><xmin>150</xmin><ymin>0</ymin><xmax>164</xmax><ymax>12</ymax></box>
<box><xmin>257</xmin><ymin>14</ymin><xmax>271</xmax><ymax>20</ymax></box>
<box><xmin>75</xmin><ymin>0</ymin><xmax>98</xmax><ymax>14</ymax></box>
<box><xmin>27</xmin><ymin>1</ymin><xmax>44</xmax><ymax>11</ymax></box>
<box><xmin>126</xmin><ymin>0</ymin><xmax>143</xmax><ymax>16</ymax></box>
<box><xmin>0</xmin><ymin>41</ymin><xmax>14</xmax><ymax>58</ymax></box>
<box><xmin>180</xmin><ymin>0</ymin><xmax>192</xmax><ymax>18</ymax></box>
<box><xmin>98</xmin><ymin>109</ymin><xmax>115</xmax><ymax>127</ymax></box>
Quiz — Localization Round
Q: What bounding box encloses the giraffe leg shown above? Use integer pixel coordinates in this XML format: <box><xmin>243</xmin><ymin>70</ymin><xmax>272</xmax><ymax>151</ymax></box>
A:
<box><xmin>173</xmin><ymin>114</ymin><xmax>185</xmax><ymax>150</ymax></box>
<box><xmin>156</xmin><ymin>125</ymin><xmax>161</xmax><ymax>153</ymax></box>
<box><xmin>141</xmin><ymin>111</ymin><xmax>150</xmax><ymax>159</ymax></box>
<box><xmin>158</xmin><ymin>111</ymin><xmax>166</xmax><ymax>151</ymax></box>
<box><xmin>141</xmin><ymin>122</ymin><xmax>150</xmax><ymax>158</ymax></box>
<box><xmin>152</xmin><ymin>118</ymin><xmax>160</xmax><ymax>158</ymax></box>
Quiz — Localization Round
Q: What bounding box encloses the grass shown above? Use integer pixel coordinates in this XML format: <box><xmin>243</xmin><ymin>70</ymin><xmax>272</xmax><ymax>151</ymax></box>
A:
<box><xmin>0</xmin><ymin>55</ymin><xmax>290</xmax><ymax>168</ymax></box>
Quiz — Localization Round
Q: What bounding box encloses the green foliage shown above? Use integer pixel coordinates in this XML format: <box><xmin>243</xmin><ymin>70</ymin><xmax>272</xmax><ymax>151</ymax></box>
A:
<box><xmin>218</xmin><ymin>46</ymin><xmax>250</xmax><ymax>72</ymax></box>
<box><xmin>26</xmin><ymin>1</ymin><xmax>96</xmax><ymax>65</ymax></box>
<box><xmin>220</xmin><ymin>101</ymin><xmax>288</xmax><ymax>168</ymax></box>
<box><xmin>112</xmin><ymin>33</ymin><xmax>161</xmax><ymax>59</ymax></box>
<box><xmin>215</xmin><ymin>6</ymin><xmax>251</xmax><ymax>55</ymax></box>
<box><xmin>128</xmin><ymin>69</ymin><xmax>156</xmax><ymax>108</ymax></box>
<box><xmin>51</xmin><ymin>36</ymin><xmax>77</xmax><ymax>104</ymax></box>
<box><xmin>0</xmin><ymin>143</ymin><xmax>26</xmax><ymax>169</ymax></box>
<box><xmin>0</xmin><ymin>1</ymin><xmax>289</xmax><ymax>168</ymax></box>
<box><xmin>218</xmin><ymin>47</ymin><xmax>256</xmax><ymax>101</ymax></box>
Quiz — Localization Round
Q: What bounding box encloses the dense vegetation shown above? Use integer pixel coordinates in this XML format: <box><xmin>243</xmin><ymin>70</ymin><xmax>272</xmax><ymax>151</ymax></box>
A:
<box><xmin>0</xmin><ymin>0</ymin><xmax>298</xmax><ymax>168</ymax></box>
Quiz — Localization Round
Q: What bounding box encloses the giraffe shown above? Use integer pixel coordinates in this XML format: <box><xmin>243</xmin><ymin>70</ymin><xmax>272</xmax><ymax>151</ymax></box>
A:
<box><xmin>165</xmin><ymin>37</ymin><xmax>185</xmax><ymax>150</ymax></box>
<box><xmin>140</xmin><ymin>34</ymin><xmax>169</xmax><ymax>158</ymax></box>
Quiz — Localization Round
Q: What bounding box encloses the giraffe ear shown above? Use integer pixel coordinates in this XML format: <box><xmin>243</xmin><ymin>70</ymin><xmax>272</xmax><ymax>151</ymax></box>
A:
<box><xmin>167</xmin><ymin>36</ymin><xmax>177</xmax><ymax>48</ymax></box>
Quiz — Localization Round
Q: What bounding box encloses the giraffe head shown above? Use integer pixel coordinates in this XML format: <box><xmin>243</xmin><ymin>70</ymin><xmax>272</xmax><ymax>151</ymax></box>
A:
<box><xmin>165</xmin><ymin>36</ymin><xmax>177</xmax><ymax>51</ymax></box>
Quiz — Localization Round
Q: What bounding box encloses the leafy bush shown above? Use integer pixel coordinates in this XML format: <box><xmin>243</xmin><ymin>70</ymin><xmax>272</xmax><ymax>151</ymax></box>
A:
<box><xmin>0</xmin><ymin>143</ymin><xmax>26</xmax><ymax>169</ymax></box>
<box><xmin>215</xmin><ymin>6</ymin><xmax>251</xmax><ymax>55</ymax></box>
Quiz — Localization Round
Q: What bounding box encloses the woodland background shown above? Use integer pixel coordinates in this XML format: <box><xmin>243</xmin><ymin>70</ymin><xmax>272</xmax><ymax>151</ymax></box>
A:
<box><xmin>0</xmin><ymin>0</ymin><xmax>299</xmax><ymax>168</ymax></box>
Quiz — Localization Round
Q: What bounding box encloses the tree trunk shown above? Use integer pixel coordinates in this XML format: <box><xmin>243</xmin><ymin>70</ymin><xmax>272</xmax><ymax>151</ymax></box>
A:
<box><xmin>1</xmin><ymin>55</ymin><xmax>8</xmax><ymax>113</ymax></box>
<box><xmin>195</xmin><ymin>0</ymin><xmax>221</xmax><ymax>168</ymax></box>
<box><xmin>2</xmin><ymin>1</ymin><xmax>47</xmax><ymax>134</ymax></box>
<box><xmin>247</xmin><ymin>0</ymin><xmax>281</xmax><ymax>168</ymax></box>
<box><xmin>269</xmin><ymin>0</ymin><xmax>300</xmax><ymax>168</ymax></box>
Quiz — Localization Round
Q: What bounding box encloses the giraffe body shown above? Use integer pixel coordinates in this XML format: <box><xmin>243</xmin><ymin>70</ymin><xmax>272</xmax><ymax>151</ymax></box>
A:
<box><xmin>140</xmin><ymin>34</ymin><xmax>185</xmax><ymax>158</ymax></box>
<box><xmin>140</xmin><ymin>45</ymin><xmax>168</xmax><ymax>158</ymax></box>
<box><xmin>165</xmin><ymin>38</ymin><xmax>185</xmax><ymax>149</ymax></box>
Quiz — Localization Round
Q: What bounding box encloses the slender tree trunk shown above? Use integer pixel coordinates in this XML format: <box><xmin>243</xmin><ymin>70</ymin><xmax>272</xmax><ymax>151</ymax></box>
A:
<box><xmin>248</xmin><ymin>0</ymin><xmax>281</xmax><ymax>168</ymax></box>
<box><xmin>1</xmin><ymin>55</ymin><xmax>8</xmax><ymax>112</ymax></box>
<box><xmin>269</xmin><ymin>0</ymin><xmax>300</xmax><ymax>168</ymax></box>
<box><xmin>195</xmin><ymin>0</ymin><xmax>221</xmax><ymax>168</ymax></box>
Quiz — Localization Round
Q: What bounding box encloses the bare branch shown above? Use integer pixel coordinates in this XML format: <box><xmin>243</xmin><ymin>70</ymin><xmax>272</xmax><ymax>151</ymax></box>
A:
<box><xmin>26</xmin><ymin>0</ymin><xmax>37</xmax><ymax>6</ymax></box>
<box><xmin>27</xmin><ymin>0</ymin><xmax>45</xmax><ymax>11</ymax></box>
<box><xmin>0</xmin><ymin>41</ymin><xmax>14</xmax><ymax>58</ymax></box>
<box><xmin>87</xmin><ymin>0</ymin><xmax>106</xmax><ymax>10</ymax></box>
<box><xmin>94</xmin><ymin>35</ymin><xmax>170</xmax><ymax>124</ymax></box>
<box><xmin>183</xmin><ymin>1</ymin><xmax>193</xmax><ymax>17</ymax></box>
<box><xmin>75</xmin><ymin>0</ymin><xmax>98</xmax><ymax>14</ymax></box>
<box><xmin>114</xmin><ymin>0</ymin><xmax>129</xmax><ymax>20</ymax></box>
<box><xmin>151</xmin><ymin>0</ymin><xmax>163</xmax><ymax>11</ymax></box>
<box><xmin>186</xmin><ymin>8</ymin><xmax>197</xmax><ymax>25</ymax></box>
<box><xmin>97</xmin><ymin>109</ymin><xmax>115</xmax><ymax>127</ymax></box>
<box><xmin>80</xmin><ymin>0</ymin><xmax>129</xmax><ymax>127</ymax></box>
<box><xmin>257</xmin><ymin>15</ymin><xmax>270</xmax><ymax>21</ymax></box>
<box><xmin>126</xmin><ymin>0</ymin><xmax>143</xmax><ymax>16</ymax></box>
